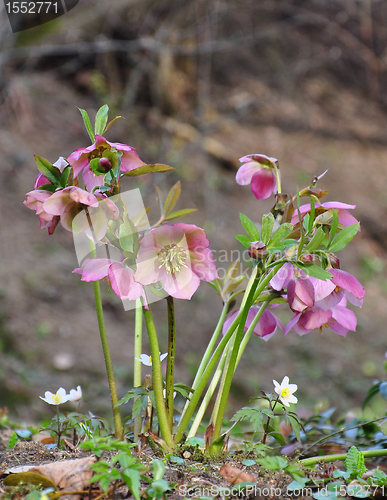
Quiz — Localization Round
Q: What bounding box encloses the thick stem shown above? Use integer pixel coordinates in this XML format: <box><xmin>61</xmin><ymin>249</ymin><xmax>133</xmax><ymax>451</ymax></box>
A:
<box><xmin>93</xmin><ymin>278</ymin><xmax>123</xmax><ymax>440</ymax></box>
<box><xmin>133</xmin><ymin>298</ymin><xmax>143</xmax><ymax>443</ymax></box>
<box><xmin>165</xmin><ymin>296</ymin><xmax>176</xmax><ymax>431</ymax></box>
<box><xmin>143</xmin><ymin>304</ymin><xmax>174</xmax><ymax>450</ymax></box>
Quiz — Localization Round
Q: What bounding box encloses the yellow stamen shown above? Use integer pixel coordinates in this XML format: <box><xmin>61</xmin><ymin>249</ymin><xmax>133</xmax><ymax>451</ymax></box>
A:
<box><xmin>281</xmin><ymin>388</ymin><xmax>290</xmax><ymax>398</ymax></box>
<box><xmin>52</xmin><ymin>393</ymin><xmax>62</xmax><ymax>404</ymax></box>
<box><xmin>149</xmin><ymin>356</ymin><xmax>152</xmax><ymax>364</ymax></box>
<box><xmin>158</xmin><ymin>244</ymin><xmax>188</xmax><ymax>274</ymax></box>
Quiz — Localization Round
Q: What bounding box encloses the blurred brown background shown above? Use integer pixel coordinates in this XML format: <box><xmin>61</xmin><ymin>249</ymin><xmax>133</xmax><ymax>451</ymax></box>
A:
<box><xmin>1</xmin><ymin>0</ymin><xmax>387</xmax><ymax>426</ymax></box>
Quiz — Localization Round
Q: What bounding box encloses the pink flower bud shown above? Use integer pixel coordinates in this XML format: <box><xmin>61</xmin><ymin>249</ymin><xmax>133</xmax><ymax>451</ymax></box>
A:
<box><xmin>248</xmin><ymin>241</ymin><xmax>267</xmax><ymax>259</ymax></box>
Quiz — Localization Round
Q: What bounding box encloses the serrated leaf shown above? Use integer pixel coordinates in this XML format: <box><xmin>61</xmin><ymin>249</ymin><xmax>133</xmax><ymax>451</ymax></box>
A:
<box><xmin>261</xmin><ymin>213</ymin><xmax>275</xmax><ymax>244</ymax></box>
<box><xmin>122</xmin><ymin>164</ymin><xmax>175</xmax><ymax>177</ymax></box>
<box><xmin>304</xmin><ymin>226</ymin><xmax>327</xmax><ymax>252</ymax></box>
<box><xmin>34</xmin><ymin>156</ymin><xmax>61</xmax><ymax>185</ymax></box>
<box><xmin>329</xmin><ymin>223</ymin><xmax>360</xmax><ymax>252</ymax></box>
<box><xmin>164</xmin><ymin>181</ymin><xmax>181</xmax><ymax>215</ymax></box>
<box><xmin>165</xmin><ymin>208</ymin><xmax>197</xmax><ymax>221</ymax></box>
<box><xmin>94</xmin><ymin>104</ymin><xmax>109</xmax><ymax>136</ymax></box>
<box><xmin>240</xmin><ymin>214</ymin><xmax>260</xmax><ymax>240</ymax></box>
<box><xmin>235</xmin><ymin>234</ymin><xmax>252</xmax><ymax>249</ymax></box>
<box><xmin>77</xmin><ymin>107</ymin><xmax>95</xmax><ymax>143</ymax></box>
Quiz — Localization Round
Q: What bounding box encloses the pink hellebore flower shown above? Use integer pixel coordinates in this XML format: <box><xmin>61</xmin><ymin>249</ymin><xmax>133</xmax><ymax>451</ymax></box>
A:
<box><xmin>328</xmin><ymin>268</ymin><xmax>365</xmax><ymax>308</ymax></box>
<box><xmin>42</xmin><ymin>186</ymin><xmax>99</xmax><ymax>232</ymax></box>
<box><xmin>24</xmin><ymin>190</ymin><xmax>60</xmax><ymax>235</ymax></box>
<box><xmin>134</xmin><ymin>223</ymin><xmax>218</xmax><ymax>300</ymax></box>
<box><xmin>236</xmin><ymin>154</ymin><xmax>279</xmax><ymax>200</ymax></box>
<box><xmin>67</xmin><ymin>135</ymin><xmax>145</xmax><ymax>191</ymax></box>
<box><xmin>73</xmin><ymin>258</ymin><xmax>147</xmax><ymax>304</ymax></box>
<box><xmin>291</xmin><ymin>202</ymin><xmax>359</xmax><ymax>229</ymax></box>
<box><xmin>284</xmin><ymin>296</ymin><xmax>357</xmax><ymax>337</ymax></box>
<box><xmin>287</xmin><ymin>276</ymin><xmax>315</xmax><ymax>312</ymax></box>
<box><xmin>223</xmin><ymin>306</ymin><xmax>283</xmax><ymax>342</ymax></box>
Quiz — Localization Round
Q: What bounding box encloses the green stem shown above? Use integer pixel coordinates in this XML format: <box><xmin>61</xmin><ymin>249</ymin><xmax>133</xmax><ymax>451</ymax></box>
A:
<box><xmin>211</xmin><ymin>338</ymin><xmax>235</xmax><ymax>426</ymax></box>
<box><xmin>187</xmin><ymin>348</ymin><xmax>228</xmax><ymax>439</ymax></box>
<box><xmin>143</xmin><ymin>304</ymin><xmax>174</xmax><ymax>450</ymax></box>
<box><xmin>133</xmin><ymin>298</ymin><xmax>143</xmax><ymax>443</ymax></box>
<box><xmin>165</xmin><ymin>296</ymin><xmax>176</xmax><ymax>431</ymax></box>
<box><xmin>56</xmin><ymin>406</ymin><xmax>61</xmax><ymax>448</ymax></box>
<box><xmin>273</xmin><ymin>161</ymin><xmax>282</xmax><ymax>194</ymax></box>
<box><xmin>179</xmin><ymin>300</ymin><xmax>230</xmax><ymax>426</ymax></box>
<box><xmin>213</xmin><ymin>264</ymin><xmax>283</xmax><ymax>439</ymax></box>
<box><xmin>212</xmin><ymin>274</ymin><xmax>260</xmax><ymax>439</ymax></box>
<box><xmin>300</xmin><ymin>449</ymin><xmax>387</xmax><ymax>467</ymax></box>
<box><xmin>236</xmin><ymin>301</ymin><xmax>270</xmax><ymax>366</ymax></box>
<box><xmin>93</xmin><ymin>278</ymin><xmax>123</xmax><ymax>440</ymax></box>
<box><xmin>262</xmin><ymin>395</ymin><xmax>279</xmax><ymax>444</ymax></box>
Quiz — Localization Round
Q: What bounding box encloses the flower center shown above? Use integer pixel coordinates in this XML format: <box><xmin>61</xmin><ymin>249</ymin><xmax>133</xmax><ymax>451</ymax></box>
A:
<box><xmin>52</xmin><ymin>393</ymin><xmax>62</xmax><ymax>404</ymax></box>
<box><xmin>281</xmin><ymin>388</ymin><xmax>290</xmax><ymax>398</ymax></box>
<box><xmin>158</xmin><ymin>244</ymin><xmax>187</xmax><ymax>274</ymax></box>
<box><xmin>149</xmin><ymin>356</ymin><xmax>152</xmax><ymax>364</ymax></box>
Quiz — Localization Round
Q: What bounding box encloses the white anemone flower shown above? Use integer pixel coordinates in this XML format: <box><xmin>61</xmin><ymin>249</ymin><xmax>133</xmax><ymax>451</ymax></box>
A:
<box><xmin>69</xmin><ymin>385</ymin><xmax>82</xmax><ymax>402</ymax></box>
<box><xmin>273</xmin><ymin>376</ymin><xmax>298</xmax><ymax>407</ymax></box>
<box><xmin>40</xmin><ymin>387</ymin><xmax>72</xmax><ymax>405</ymax></box>
<box><xmin>136</xmin><ymin>353</ymin><xmax>168</xmax><ymax>366</ymax></box>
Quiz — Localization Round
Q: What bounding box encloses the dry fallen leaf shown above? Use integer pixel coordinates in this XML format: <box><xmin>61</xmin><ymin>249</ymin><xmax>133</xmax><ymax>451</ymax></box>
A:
<box><xmin>29</xmin><ymin>456</ymin><xmax>96</xmax><ymax>500</ymax></box>
<box><xmin>219</xmin><ymin>464</ymin><xmax>255</xmax><ymax>485</ymax></box>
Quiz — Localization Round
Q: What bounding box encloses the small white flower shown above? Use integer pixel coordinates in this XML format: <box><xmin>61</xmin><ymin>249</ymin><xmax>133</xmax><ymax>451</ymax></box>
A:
<box><xmin>273</xmin><ymin>376</ymin><xmax>298</xmax><ymax>407</ymax></box>
<box><xmin>135</xmin><ymin>353</ymin><xmax>168</xmax><ymax>366</ymax></box>
<box><xmin>39</xmin><ymin>387</ymin><xmax>72</xmax><ymax>405</ymax></box>
<box><xmin>69</xmin><ymin>385</ymin><xmax>82</xmax><ymax>402</ymax></box>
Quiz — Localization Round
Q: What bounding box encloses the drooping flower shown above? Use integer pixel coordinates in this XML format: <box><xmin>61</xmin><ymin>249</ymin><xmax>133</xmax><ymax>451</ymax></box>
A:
<box><xmin>69</xmin><ymin>386</ymin><xmax>82</xmax><ymax>402</ymax></box>
<box><xmin>328</xmin><ymin>269</ymin><xmax>365</xmax><ymax>308</ymax></box>
<box><xmin>135</xmin><ymin>223</ymin><xmax>218</xmax><ymax>300</ymax></box>
<box><xmin>42</xmin><ymin>186</ymin><xmax>99</xmax><ymax>232</ymax></box>
<box><xmin>223</xmin><ymin>306</ymin><xmax>283</xmax><ymax>342</ymax></box>
<box><xmin>73</xmin><ymin>258</ymin><xmax>146</xmax><ymax>304</ymax></box>
<box><xmin>284</xmin><ymin>296</ymin><xmax>357</xmax><ymax>337</ymax></box>
<box><xmin>67</xmin><ymin>135</ymin><xmax>145</xmax><ymax>191</ymax></box>
<box><xmin>273</xmin><ymin>376</ymin><xmax>298</xmax><ymax>406</ymax></box>
<box><xmin>40</xmin><ymin>387</ymin><xmax>72</xmax><ymax>405</ymax></box>
<box><xmin>136</xmin><ymin>353</ymin><xmax>168</xmax><ymax>366</ymax></box>
<box><xmin>236</xmin><ymin>154</ymin><xmax>279</xmax><ymax>200</ymax></box>
<box><xmin>24</xmin><ymin>190</ymin><xmax>60</xmax><ymax>234</ymax></box>
<box><xmin>287</xmin><ymin>276</ymin><xmax>315</xmax><ymax>312</ymax></box>
<box><xmin>291</xmin><ymin>201</ymin><xmax>359</xmax><ymax>229</ymax></box>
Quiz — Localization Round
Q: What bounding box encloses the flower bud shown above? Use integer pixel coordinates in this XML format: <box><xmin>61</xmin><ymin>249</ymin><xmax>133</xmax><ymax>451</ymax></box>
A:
<box><xmin>329</xmin><ymin>253</ymin><xmax>340</xmax><ymax>269</ymax></box>
<box><xmin>248</xmin><ymin>240</ymin><xmax>267</xmax><ymax>259</ymax></box>
<box><xmin>98</xmin><ymin>157</ymin><xmax>113</xmax><ymax>173</ymax></box>
<box><xmin>299</xmin><ymin>253</ymin><xmax>318</xmax><ymax>264</ymax></box>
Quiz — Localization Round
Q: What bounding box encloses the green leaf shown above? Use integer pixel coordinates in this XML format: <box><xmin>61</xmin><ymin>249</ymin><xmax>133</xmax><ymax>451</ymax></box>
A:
<box><xmin>241</xmin><ymin>459</ymin><xmax>256</xmax><ymax>466</ymax></box>
<box><xmin>59</xmin><ymin>165</ymin><xmax>72</xmax><ymax>187</ymax></box>
<box><xmin>208</xmin><ymin>434</ymin><xmax>226</xmax><ymax>456</ymax></box>
<box><xmin>8</xmin><ymin>432</ymin><xmax>19</xmax><ymax>449</ymax></box>
<box><xmin>104</xmin><ymin>115</ymin><xmax>124</xmax><ymax>135</ymax></box>
<box><xmin>309</xmin><ymin>197</ymin><xmax>315</xmax><ymax>233</ymax></box>
<box><xmin>295</xmin><ymin>262</ymin><xmax>332</xmax><ymax>280</ymax></box>
<box><xmin>261</xmin><ymin>213</ymin><xmax>275</xmax><ymax>244</ymax></box>
<box><xmin>362</xmin><ymin>383</ymin><xmax>381</xmax><ymax>410</ymax></box>
<box><xmin>235</xmin><ymin>234</ymin><xmax>252</xmax><ymax>249</ymax></box>
<box><xmin>151</xmin><ymin>479</ymin><xmax>171</xmax><ymax>498</ymax></box>
<box><xmin>38</xmin><ymin>183</ymin><xmax>57</xmax><ymax>193</ymax></box>
<box><xmin>122</xmin><ymin>469</ymin><xmax>141</xmax><ymax>500</ymax></box>
<box><xmin>287</xmin><ymin>414</ymin><xmax>301</xmax><ymax>442</ymax></box>
<box><xmin>77</xmin><ymin>107</ymin><xmax>95</xmax><ymax>143</ymax></box>
<box><xmin>268</xmin><ymin>432</ymin><xmax>285</xmax><ymax>445</ymax></box>
<box><xmin>152</xmin><ymin>459</ymin><xmax>165</xmax><ymax>481</ymax></box>
<box><xmin>345</xmin><ymin>446</ymin><xmax>367</xmax><ymax>478</ymax></box>
<box><xmin>164</xmin><ymin>180</ymin><xmax>181</xmax><ymax>215</ymax></box>
<box><xmin>3</xmin><ymin>472</ymin><xmax>56</xmax><ymax>489</ymax></box>
<box><xmin>169</xmin><ymin>455</ymin><xmax>185</xmax><ymax>465</ymax></box>
<box><xmin>122</xmin><ymin>164</ymin><xmax>175</xmax><ymax>177</ymax></box>
<box><xmin>329</xmin><ymin>223</ymin><xmax>360</xmax><ymax>252</ymax></box>
<box><xmin>240</xmin><ymin>214</ymin><xmax>260</xmax><ymax>240</ymax></box>
<box><xmin>94</xmin><ymin>104</ymin><xmax>109</xmax><ymax>136</ymax></box>
<box><xmin>34</xmin><ymin>155</ymin><xmax>60</xmax><ymax>185</ymax></box>
<box><xmin>268</xmin><ymin>223</ymin><xmax>293</xmax><ymax>247</ymax></box>
<box><xmin>119</xmin><ymin>217</ymin><xmax>138</xmax><ymax>253</ymax></box>
<box><xmin>165</xmin><ymin>208</ymin><xmax>197</xmax><ymax>221</ymax></box>
<box><xmin>329</xmin><ymin>209</ymin><xmax>339</xmax><ymax>244</ymax></box>
<box><xmin>304</xmin><ymin>226</ymin><xmax>327</xmax><ymax>253</ymax></box>
<box><xmin>187</xmin><ymin>437</ymin><xmax>205</xmax><ymax>447</ymax></box>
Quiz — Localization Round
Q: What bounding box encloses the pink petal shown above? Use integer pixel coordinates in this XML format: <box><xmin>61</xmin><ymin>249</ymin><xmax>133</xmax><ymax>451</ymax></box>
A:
<box><xmin>43</xmin><ymin>189</ymin><xmax>72</xmax><ymax>215</ymax></box>
<box><xmin>322</xmin><ymin>201</ymin><xmax>356</xmax><ymax>210</ymax></box>
<box><xmin>250</xmin><ymin>168</ymin><xmax>277</xmax><ymax>200</ymax></box>
<box><xmin>68</xmin><ymin>186</ymin><xmax>99</xmax><ymax>207</ymax></box>
<box><xmin>67</xmin><ymin>147</ymin><xmax>92</xmax><ymax>178</ymax></box>
<box><xmin>236</xmin><ymin>162</ymin><xmax>261</xmax><ymax>185</ymax></box>
<box><xmin>34</xmin><ymin>173</ymin><xmax>51</xmax><ymax>189</ymax></box>
<box><xmin>329</xmin><ymin>269</ymin><xmax>365</xmax><ymax>301</ymax></box>
<box><xmin>82</xmin><ymin>166</ymin><xmax>105</xmax><ymax>192</ymax></box>
<box><xmin>330</xmin><ymin>305</ymin><xmax>357</xmax><ymax>332</ymax></box>
<box><xmin>299</xmin><ymin>307</ymin><xmax>332</xmax><ymax>331</ymax></box>
<box><xmin>189</xmin><ymin>247</ymin><xmax>219</xmax><ymax>282</ymax></box>
<box><xmin>270</xmin><ymin>262</ymin><xmax>294</xmax><ymax>291</ymax></box>
<box><xmin>288</xmin><ymin>277</ymin><xmax>314</xmax><ymax>312</ymax></box>
<box><xmin>161</xmin><ymin>265</ymin><xmax>200</xmax><ymax>299</ymax></box>
<box><xmin>108</xmin><ymin>262</ymin><xmax>144</xmax><ymax>301</ymax></box>
<box><xmin>222</xmin><ymin>310</ymin><xmax>239</xmax><ymax>335</ymax></box>
<box><xmin>284</xmin><ymin>313</ymin><xmax>302</xmax><ymax>336</ymax></box>
<box><xmin>73</xmin><ymin>257</ymin><xmax>112</xmax><ymax>281</ymax></box>
<box><xmin>174</xmin><ymin>223</ymin><xmax>210</xmax><ymax>250</ymax></box>
<box><xmin>309</xmin><ymin>277</ymin><xmax>336</xmax><ymax>302</ymax></box>
<box><xmin>336</xmin><ymin>209</ymin><xmax>360</xmax><ymax>228</ymax></box>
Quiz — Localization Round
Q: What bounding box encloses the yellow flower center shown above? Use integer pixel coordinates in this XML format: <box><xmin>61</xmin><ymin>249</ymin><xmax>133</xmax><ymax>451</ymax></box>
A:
<box><xmin>149</xmin><ymin>356</ymin><xmax>152</xmax><ymax>364</ymax></box>
<box><xmin>158</xmin><ymin>244</ymin><xmax>187</xmax><ymax>274</ymax></box>
<box><xmin>52</xmin><ymin>393</ymin><xmax>62</xmax><ymax>404</ymax></box>
<box><xmin>281</xmin><ymin>388</ymin><xmax>290</xmax><ymax>398</ymax></box>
